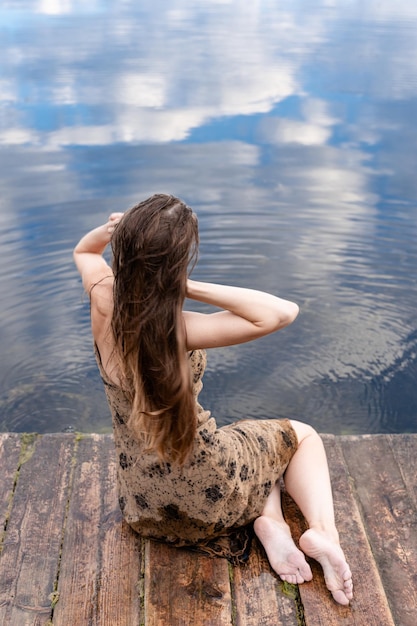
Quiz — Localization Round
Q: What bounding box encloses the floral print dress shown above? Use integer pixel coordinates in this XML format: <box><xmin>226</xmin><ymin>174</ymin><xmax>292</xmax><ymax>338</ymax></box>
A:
<box><xmin>95</xmin><ymin>346</ymin><xmax>298</xmax><ymax>560</ymax></box>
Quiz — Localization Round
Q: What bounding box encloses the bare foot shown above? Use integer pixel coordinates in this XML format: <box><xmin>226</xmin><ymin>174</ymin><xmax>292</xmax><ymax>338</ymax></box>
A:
<box><xmin>254</xmin><ymin>515</ymin><xmax>313</xmax><ymax>584</ymax></box>
<box><xmin>299</xmin><ymin>528</ymin><xmax>353</xmax><ymax>605</ymax></box>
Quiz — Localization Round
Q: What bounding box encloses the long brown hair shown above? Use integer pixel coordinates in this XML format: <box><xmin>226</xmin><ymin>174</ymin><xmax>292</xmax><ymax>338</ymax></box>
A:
<box><xmin>111</xmin><ymin>194</ymin><xmax>199</xmax><ymax>465</ymax></box>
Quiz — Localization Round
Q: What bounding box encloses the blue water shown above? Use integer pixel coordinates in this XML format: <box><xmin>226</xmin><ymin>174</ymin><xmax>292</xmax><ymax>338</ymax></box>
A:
<box><xmin>0</xmin><ymin>0</ymin><xmax>416</xmax><ymax>435</ymax></box>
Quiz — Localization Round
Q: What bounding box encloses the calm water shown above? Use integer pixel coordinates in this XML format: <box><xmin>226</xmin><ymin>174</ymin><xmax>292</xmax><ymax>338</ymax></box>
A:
<box><xmin>1</xmin><ymin>0</ymin><xmax>417</xmax><ymax>436</ymax></box>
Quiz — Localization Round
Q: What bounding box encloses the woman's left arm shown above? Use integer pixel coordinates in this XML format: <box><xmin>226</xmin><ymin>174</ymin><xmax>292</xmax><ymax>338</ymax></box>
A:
<box><xmin>73</xmin><ymin>213</ymin><xmax>123</xmax><ymax>293</ymax></box>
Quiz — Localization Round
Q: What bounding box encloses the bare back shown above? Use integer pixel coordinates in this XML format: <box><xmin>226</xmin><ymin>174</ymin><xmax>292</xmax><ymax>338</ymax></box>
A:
<box><xmin>89</xmin><ymin>277</ymin><xmax>120</xmax><ymax>384</ymax></box>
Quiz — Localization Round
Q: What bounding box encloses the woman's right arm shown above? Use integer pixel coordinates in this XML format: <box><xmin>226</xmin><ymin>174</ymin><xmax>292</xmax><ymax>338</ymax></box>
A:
<box><xmin>183</xmin><ymin>279</ymin><xmax>299</xmax><ymax>350</ymax></box>
<box><xmin>73</xmin><ymin>213</ymin><xmax>123</xmax><ymax>294</ymax></box>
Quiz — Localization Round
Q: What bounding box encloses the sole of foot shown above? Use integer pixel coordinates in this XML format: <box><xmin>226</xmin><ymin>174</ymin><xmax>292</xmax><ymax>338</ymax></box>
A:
<box><xmin>254</xmin><ymin>515</ymin><xmax>313</xmax><ymax>585</ymax></box>
<box><xmin>299</xmin><ymin>528</ymin><xmax>353</xmax><ymax>606</ymax></box>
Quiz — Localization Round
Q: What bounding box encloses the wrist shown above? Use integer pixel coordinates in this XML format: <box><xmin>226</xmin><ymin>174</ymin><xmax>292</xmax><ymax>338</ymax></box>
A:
<box><xmin>186</xmin><ymin>279</ymin><xmax>207</xmax><ymax>300</ymax></box>
<box><xmin>74</xmin><ymin>223</ymin><xmax>111</xmax><ymax>255</ymax></box>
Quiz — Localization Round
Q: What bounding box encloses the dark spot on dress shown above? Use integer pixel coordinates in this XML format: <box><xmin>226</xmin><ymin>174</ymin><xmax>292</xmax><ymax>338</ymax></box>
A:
<box><xmin>191</xmin><ymin>356</ymin><xmax>203</xmax><ymax>383</ymax></box>
<box><xmin>200</xmin><ymin>428</ymin><xmax>214</xmax><ymax>445</ymax></box>
<box><xmin>282</xmin><ymin>429</ymin><xmax>294</xmax><ymax>449</ymax></box>
<box><xmin>191</xmin><ymin>451</ymin><xmax>207</xmax><ymax>468</ymax></box>
<box><xmin>119</xmin><ymin>452</ymin><xmax>129</xmax><ymax>470</ymax></box>
<box><xmin>205</xmin><ymin>485</ymin><xmax>224</xmax><ymax>503</ymax></box>
<box><xmin>239</xmin><ymin>465</ymin><xmax>249</xmax><ymax>481</ymax></box>
<box><xmin>234</xmin><ymin>427</ymin><xmax>248</xmax><ymax>438</ymax></box>
<box><xmin>114</xmin><ymin>410</ymin><xmax>125</xmax><ymax>425</ymax></box>
<box><xmin>257</xmin><ymin>435</ymin><xmax>268</xmax><ymax>451</ymax></box>
<box><xmin>147</xmin><ymin>462</ymin><xmax>171</xmax><ymax>478</ymax></box>
<box><xmin>263</xmin><ymin>480</ymin><xmax>272</xmax><ymax>496</ymax></box>
<box><xmin>164</xmin><ymin>503</ymin><xmax>181</xmax><ymax>520</ymax></box>
<box><xmin>214</xmin><ymin>520</ymin><xmax>225</xmax><ymax>534</ymax></box>
<box><xmin>118</xmin><ymin>496</ymin><xmax>126</xmax><ymax>512</ymax></box>
<box><xmin>226</xmin><ymin>460</ymin><xmax>237</xmax><ymax>479</ymax></box>
<box><xmin>134</xmin><ymin>494</ymin><xmax>149</xmax><ymax>510</ymax></box>
<box><xmin>193</xmin><ymin>367</ymin><xmax>202</xmax><ymax>384</ymax></box>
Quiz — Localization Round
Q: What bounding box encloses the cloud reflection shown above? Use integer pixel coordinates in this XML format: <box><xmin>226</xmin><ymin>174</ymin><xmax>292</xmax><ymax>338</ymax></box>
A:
<box><xmin>1</xmin><ymin>1</ymin><xmax>308</xmax><ymax>145</ymax></box>
<box><xmin>2</xmin><ymin>0</ymin><xmax>417</xmax><ymax>146</ymax></box>
<box><xmin>1</xmin><ymin>0</ymin><xmax>417</xmax><ymax>433</ymax></box>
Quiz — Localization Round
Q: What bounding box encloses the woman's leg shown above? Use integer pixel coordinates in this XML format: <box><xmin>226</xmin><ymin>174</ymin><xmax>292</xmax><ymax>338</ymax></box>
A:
<box><xmin>254</xmin><ymin>420</ymin><xmax>353</xmax><ymax>605</ymax></box>
<box><xmin>254</xmin><ymin>482</ymin><xmax>313</xmax><ymax>584</ymax></box>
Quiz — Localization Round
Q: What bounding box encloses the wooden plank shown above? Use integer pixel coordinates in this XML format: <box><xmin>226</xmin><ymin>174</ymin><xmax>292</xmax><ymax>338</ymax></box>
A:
<box><xmin>93</xmin><ymin>436</ymin><xmax>143</xmax><ymax>625</ymax></box>
<box><xmin>283</xmin><ymin>435</ymin><xmax>395</xmax><ymax>626</ymax></box>
<box><xmin>0</xmin><ymin>434</ymin><xmax>21</xmax><ymax>542</ymax></box>
<box><xmin>341</xmin><ymin>435</ymin><xmax>417</xmax><ymax>626</ymax></box>
<box><xmin>389</xmin><ymin>433</ymin><xmax>417</xmax><ymax>507</ymax></box>
<box><xmin>53</xmin><ymin>434</ymin><xmax>143</xmax><ymax>626</ymax></box>
<box><xmin>0</xmin><ymin>432</ymin><xmax>414</xmax><ymax>626</ymax></box>
<box><xmin>52</xmin><ymin>434</ymin><xmax>104</xmax><ymax>624</ymax></box>
<box><xmin>232</xmin><ymin>538</ymin><xmax>300</xmax><ymax>626</ymax></box>
<box><xmin>144</xmin><ymin>539</ymin><xmax>232</xmax><ymax>625</ymax></box>
<box><xmin>0</xmin><ymin>434</ymin><xmax>75</xmax><ymax>626</ymax></box>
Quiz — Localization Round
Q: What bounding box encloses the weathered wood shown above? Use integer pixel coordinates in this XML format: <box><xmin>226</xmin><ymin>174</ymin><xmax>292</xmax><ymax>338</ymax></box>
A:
<box><xmin>282</xmin><ymin>437</ymin><xmax>396</xmax><ymax>626</ymax></box>
<box><xmin>0</xmin><ymin>433</ymin><xmax>21</xmax><ymax>541</ymax></box>
<box><xmin>0</xmin><ymin>433</ymin><xmax>75</xmax><ymax>626</ymax></box>
<box><xmin>232</xmin><ymin>537</ymin><xmax>300</xmax><ymax>626</ymax></box>
<box><xmin>341</xmin><ymin>435</ymin><xmax>417</xmax><ymax>626</ymax></box>
<box><xmin>0</xmin><ymin>432</ymin><xmax>415</xmax><ymax>626</ymax></box>
<box><xmin>389</xmin><ymin>433</ymin><xmax>417</xmax><ymax>507</ymax></box>
<box><xmin>50</xmin><ymin>435</ymin><xmax>102</xmax><ymax>625</ymax></box>
<box><xmin>313</xmin><ymin>436</ymin><xmax>395</xmax><ymax>626</ymax></box>
<box><xmin>93</xmin><ymin>436</ymin><xmax>143</xmax><ymax>626</ymax></box>
<box><xmin>53</xmin><ymin>434</ymin><xmax>143</xmax><ymax>626</ymax></box>
<box><xmin>144</xmin><ymin>539</ymin><xmax>232</xmax><ymax>625</ymax></box>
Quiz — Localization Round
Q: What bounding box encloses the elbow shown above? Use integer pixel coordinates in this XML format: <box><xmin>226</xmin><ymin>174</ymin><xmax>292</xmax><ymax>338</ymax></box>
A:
<box><xmin>72</xmin><ymin>245</ymin><xmax>86</xmax><ymax>274</ymax></box>
<box><xmin>286</xmin><ymin>301</ymin><xmax>300</xmax><ymax>324</ymax></box>
<box><xmin>270</xmin><ymin>301</ymin><xmax>299</xmax><ymax>333</ymax></box>
<box><xmin>73</xmin><ymin>241</ymin><xmax>82</xmax><ymax>258</ymax></box>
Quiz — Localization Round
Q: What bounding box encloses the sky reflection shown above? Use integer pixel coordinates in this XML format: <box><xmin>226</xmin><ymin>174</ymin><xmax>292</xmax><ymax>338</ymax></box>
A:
<box><xmin>0</xmin><ymin>0</ymin><xmax>417</xmax><ymax>434</ymax></box>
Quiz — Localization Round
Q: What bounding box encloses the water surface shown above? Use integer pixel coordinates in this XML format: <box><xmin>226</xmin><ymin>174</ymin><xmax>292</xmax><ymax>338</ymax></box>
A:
<box><xmin>1</xmin><ymin>0</ymin><xmax>417</xmax><ymax>435</ymax></box>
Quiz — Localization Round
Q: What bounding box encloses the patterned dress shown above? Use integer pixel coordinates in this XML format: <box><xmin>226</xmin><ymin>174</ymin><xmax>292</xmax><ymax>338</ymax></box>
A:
<box><xmin>95</xmin><ymin>346</ymin><xmax>298</xmax><ymax>560</ymax></box>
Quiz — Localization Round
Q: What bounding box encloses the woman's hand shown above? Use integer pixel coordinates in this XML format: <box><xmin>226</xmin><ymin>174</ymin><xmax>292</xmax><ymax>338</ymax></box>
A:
<box><xmin>107</xmin><ymin>212</ymin><xmax>124</xmax><ymax>235</ymax></box>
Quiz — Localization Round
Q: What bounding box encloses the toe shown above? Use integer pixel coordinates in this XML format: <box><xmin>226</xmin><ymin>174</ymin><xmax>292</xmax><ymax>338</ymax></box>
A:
<box><xmin>280</xmin><ymin>570</ymin><xmax>309</xmax><ymax>585</ymax></box>
<box><xmin>331</xmin><ymin>589</ymin><xmax>350</xmax><ymax>606</ymax></box>
<box><xmin>300</xmin><ymin>564</ymin><xmax>313</xmax><ymax>582</ymax></box>
<box><xmin>295</xmin><ymin>570</ymin><xmax>308</xmax><ymax>584</ymax></box>
<box><xmin>281</xmin><ymin>573</ymin><xmax>297</xmax><ymax>585</ymax></box>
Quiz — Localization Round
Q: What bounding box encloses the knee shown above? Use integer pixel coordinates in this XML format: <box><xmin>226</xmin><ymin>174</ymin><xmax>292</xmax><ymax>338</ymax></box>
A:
<box><xmin>289</xmin><ymin>419</ymin><xmax>319</xmax><ymax>445</ymax></box>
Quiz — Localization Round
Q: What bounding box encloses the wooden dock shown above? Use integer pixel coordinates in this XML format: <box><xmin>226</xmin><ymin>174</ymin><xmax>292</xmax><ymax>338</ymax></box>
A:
<box><xmin>0</xmin><ymin>432</ymin><xmax>416</xmax><ymax>626</ymax></box>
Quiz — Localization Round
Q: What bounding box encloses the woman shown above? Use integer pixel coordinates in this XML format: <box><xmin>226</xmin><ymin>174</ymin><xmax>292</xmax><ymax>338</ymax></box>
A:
<box><xmin>73</xmin><ymin>194</ymin><xmax>353</xmax><ymax>606</ymax></box>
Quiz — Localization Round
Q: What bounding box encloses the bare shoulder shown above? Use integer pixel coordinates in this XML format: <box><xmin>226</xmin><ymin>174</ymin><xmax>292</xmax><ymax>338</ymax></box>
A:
<box><xmin>74</xmin><ymin>251</ymin><xmax>113</xmax><ymax>296</ymax></box>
